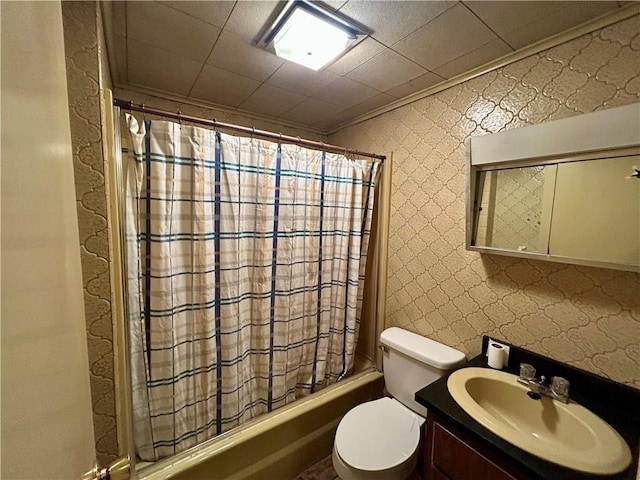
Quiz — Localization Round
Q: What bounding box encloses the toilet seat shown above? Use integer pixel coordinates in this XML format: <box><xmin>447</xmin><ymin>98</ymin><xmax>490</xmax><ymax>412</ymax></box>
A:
<box><xmin>335</xmin><ymin>397</ymin><xmax>424</xmax><ymax>471</ymax></box>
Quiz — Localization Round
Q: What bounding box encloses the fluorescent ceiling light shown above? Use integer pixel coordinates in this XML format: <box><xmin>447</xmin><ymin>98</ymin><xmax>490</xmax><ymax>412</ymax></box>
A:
<box><xmin>257</xmin><ymin>1</ymin><xmax>369</xmax><ymax>71</ymax></box>
<box><xmin>274</xmin><ymin>8</ymin><xmax>350</xmax><ymax>70</ymax></box>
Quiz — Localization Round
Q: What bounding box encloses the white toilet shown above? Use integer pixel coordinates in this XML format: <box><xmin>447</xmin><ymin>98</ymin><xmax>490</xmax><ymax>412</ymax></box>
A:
<box><xmin>332</xmin><ymin>327</ymin><xmax>466</xmax><ymax>480</ymax></box>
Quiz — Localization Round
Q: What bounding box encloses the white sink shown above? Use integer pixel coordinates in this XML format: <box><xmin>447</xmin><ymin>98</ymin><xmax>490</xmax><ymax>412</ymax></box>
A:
<box><xmin>447</xmin><ymin>367</ymin><xmax>632</xmax><ymax>475</ymax></box>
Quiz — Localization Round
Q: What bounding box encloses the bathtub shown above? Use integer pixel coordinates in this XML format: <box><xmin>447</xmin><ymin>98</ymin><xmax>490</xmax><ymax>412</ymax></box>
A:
<box><xmin>134</xmin><ymin>369</ymin><xmax>384</xmax><ymax>480</ymax></box>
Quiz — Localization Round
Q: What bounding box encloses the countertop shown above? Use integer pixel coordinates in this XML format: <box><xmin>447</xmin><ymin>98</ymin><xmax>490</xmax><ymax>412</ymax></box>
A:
<box><xmin>415</xmin><ymin>340</ymin><xmax>640</xmax><ymax>480</ymax></box>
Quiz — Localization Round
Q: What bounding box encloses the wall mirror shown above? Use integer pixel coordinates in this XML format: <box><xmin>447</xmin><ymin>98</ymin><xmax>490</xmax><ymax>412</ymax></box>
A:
<box><xmin>466</xmin><ymin>103</ymin><xmax>640</xmax><ymax>272</ymax></box>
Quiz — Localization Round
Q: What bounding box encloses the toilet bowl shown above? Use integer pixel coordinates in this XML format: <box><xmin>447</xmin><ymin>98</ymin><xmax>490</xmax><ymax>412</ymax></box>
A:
<box><xmin>332</xmin><ymin>397</ymin><xmax>424</xmax><ymax>480</ymax></box>
<box><xmin>332</xmin><ymin>327</ymin><xmax>466</xmax><ymax>480</ymax></box>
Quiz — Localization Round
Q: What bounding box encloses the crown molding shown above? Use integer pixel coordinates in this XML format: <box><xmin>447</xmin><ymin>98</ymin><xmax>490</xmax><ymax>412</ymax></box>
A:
<box><xmin>112</xmin><ymin>82</ymin><xmax>330</xmax><ymax>138</ymax></box>
<box><xmin>327</xmin><ymin>5</ymin><xmax>640</xmax><ymax>135</ymax></box>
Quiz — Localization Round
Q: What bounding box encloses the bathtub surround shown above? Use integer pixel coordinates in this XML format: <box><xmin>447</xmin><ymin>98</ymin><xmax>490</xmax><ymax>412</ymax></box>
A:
<box><xmin>330</xmin><ymin>14</ymin><xmax>640</xmax><ymax>389</ymax></box>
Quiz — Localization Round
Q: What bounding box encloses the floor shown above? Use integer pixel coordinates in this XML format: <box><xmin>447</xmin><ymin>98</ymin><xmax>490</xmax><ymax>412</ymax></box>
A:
<box><xmin>291</xmin><ymin>456</ymin><xmax>422</xmax><ymax>480</ymax></box>
<box><xmin>291</xmin><ymin>455</ymin><xmax>338</xmax><ymax>480</ymax></box>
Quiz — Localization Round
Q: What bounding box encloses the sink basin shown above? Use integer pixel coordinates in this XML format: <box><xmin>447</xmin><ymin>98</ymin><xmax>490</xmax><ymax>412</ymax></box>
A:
<box><xmin>447</xmin><ymin>367</ymin><xmax>632</xmax><ymax>475</ymax></box>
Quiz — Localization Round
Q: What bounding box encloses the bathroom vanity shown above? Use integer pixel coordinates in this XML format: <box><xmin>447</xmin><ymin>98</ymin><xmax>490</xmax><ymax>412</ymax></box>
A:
<box><xmin>415</xmin><ymin>338</ymin><xmax>640</xmax><ymax>480</ymax></box>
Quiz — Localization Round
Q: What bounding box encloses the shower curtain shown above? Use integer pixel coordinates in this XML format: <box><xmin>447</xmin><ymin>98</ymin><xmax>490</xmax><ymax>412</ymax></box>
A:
<box><xmin>124</xmin><ymin>115</ymin><xmax>379</xmax><ymax>461</ymax></box>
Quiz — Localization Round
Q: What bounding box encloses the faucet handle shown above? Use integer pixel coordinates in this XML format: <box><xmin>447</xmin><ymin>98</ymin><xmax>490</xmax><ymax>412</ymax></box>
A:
<box><xmin>551</xmin><ymin>376</ymin><xmax>570</xmax><ymax>396</ymax></box>
<box><xmin>519</xmin><ymin>363</ymin><xmax>536</xmax><ymax>380</ymax></box>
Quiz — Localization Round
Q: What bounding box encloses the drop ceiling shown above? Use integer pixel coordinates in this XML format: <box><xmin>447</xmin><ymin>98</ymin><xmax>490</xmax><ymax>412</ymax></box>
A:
<box><xmin>104</xmin><ymin>1</ymin><xmax>626</xmax><ymax>133</ymax></box>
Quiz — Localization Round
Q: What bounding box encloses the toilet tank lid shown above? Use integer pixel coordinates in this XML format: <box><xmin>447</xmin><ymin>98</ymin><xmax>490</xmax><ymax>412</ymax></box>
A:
<box><xmin>380</xmin><ymin>327</ymin><xmax>466</xmax><ymax>370</ymax></box>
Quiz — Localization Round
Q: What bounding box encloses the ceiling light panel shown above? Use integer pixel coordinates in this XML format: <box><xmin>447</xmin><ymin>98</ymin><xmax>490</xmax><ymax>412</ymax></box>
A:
<box><xmin>257</xmin><ymin>0</ymin><xmax>369</xmax><ymax>71</ymax></box>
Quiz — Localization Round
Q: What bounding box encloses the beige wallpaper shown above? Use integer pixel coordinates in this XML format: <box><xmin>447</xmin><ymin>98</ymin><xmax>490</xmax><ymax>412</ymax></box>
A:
<box><xmin>330</xmin><ymin>15</ymin><xmax>640</xmax><ymax>389</ymax></box>
<box><xmin>62</xmin><ymin>1</ymin><xmax>118</xmax><ymax>464</ymax></box>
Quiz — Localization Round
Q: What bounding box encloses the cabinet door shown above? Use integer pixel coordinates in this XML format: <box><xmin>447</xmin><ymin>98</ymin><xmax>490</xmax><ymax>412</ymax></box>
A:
<box><xmin>550</xmin><ymin>155</ymin><xmax>639</xmax><ymax>266</ymax></box>
<box><xmin>424</xmin><ymin>412</ymin><xmax>532</xmax><ymax>480</ymax></box>
<box><xmin>431</xmin><ymin>422</ymin><xmax>517</xmax><ymax>480</ymax></box>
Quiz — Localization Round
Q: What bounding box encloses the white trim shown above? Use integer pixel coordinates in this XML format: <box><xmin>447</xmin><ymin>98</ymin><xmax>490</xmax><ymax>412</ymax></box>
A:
<box><xmin>327</xmin><ymin>5</ymin><xmax>640</xmax><ymax>135</ymax></box>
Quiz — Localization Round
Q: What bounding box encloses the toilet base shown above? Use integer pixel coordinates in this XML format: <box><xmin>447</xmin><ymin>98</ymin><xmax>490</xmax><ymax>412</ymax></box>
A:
<box><xmin>332</xmin><ymin>444</ymin><xmax>418</xmax><ymax>480</ymax></box>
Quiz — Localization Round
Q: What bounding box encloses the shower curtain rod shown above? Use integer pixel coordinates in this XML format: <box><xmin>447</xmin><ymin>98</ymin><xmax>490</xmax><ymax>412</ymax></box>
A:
<box><xmin>113</xmin><ymin>98</ymin><xmax>386</xmax><ymax>162</ymax></box>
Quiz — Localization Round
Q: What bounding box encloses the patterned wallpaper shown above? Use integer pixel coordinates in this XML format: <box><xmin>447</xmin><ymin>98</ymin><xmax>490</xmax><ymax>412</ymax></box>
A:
<box><xmin>330</xmin><ymin>15</ymin><xmax>640</xmax><ymax>389</ymax></box>
<box><xmin>61</xmin><ymin>1</ymin><xmax>117</xmax><ymax>464</ymax></box>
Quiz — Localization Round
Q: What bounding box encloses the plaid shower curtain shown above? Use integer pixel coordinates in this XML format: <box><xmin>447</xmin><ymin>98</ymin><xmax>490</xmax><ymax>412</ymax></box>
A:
<box><xmin>124</xmin><ymin>115</ymin><xmax>379</xmax><ymax>461</ymax></box>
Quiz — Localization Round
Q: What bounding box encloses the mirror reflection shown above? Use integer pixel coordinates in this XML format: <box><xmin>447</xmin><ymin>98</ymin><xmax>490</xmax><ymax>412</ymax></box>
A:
<box><xmin>469</xmin><ymin>155</ymin><xmax>640</xmax><ymax>271</ymax></box>
<box><xmin>472</xmin><ymin>165</ymin><xmax>556</xmax><ymax>254</ymax></box>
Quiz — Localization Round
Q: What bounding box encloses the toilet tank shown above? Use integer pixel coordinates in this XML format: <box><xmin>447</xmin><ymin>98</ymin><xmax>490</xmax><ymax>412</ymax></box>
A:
<box><xmin>380</xmin><ymin>327</ymin><xmax>466</xmax><ymax>416</ymax></box>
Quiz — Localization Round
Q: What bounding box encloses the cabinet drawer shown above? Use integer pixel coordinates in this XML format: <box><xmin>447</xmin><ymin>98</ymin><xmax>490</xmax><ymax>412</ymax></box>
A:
<box><xmin>432</xmin><ymin>421</ymin><xmax>518</xmax><ymax>480</ymax></box>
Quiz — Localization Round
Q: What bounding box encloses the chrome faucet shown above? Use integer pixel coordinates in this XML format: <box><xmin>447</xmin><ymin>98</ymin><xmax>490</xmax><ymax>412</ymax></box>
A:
<box><xmin>517</xmin><ymin>363</ymin><xmax>570</xmax><ymax>403</ymax></box>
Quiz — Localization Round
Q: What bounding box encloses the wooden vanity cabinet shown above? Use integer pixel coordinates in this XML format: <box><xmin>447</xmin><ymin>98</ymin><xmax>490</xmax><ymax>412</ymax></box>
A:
<box><xmin>423</xmin><ymin>411</ymin><xmax>538</xmax><ymax>480</ymax></box>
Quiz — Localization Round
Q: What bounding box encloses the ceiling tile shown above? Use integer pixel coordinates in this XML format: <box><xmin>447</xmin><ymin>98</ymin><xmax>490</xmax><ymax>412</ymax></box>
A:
<box><xmin>238</xmin><ymin>83</ymin><xmax>306</xmax><ymax>118</ymax></box>
<box><xmin>393</xmin><ymin>3</ymin><xmax>497</xmax><ymax>71</ymax></box>
<box><xmin>313</xmin><ymin>77</ymin><xmax>379</xmax><ymax>109</ymax></box>
<box><xmin>338</xmin><ymin>0</ymin><xmax>457</xmax><ymax>46</ymax></box>
<box><xmin>159</xmin><ymin>1</ymin><xmax>235</xmax><ymax>28</ymax></box>
<box><xmin>224</xmin><ymin>0</ymin><xmax>280</xmax><ymax>41</ymax></box>
<box><xmin>327</xmin><ymin>37</ymin><xmax>386</xmax><ymax>76</ymax></box>
<box><xmin>384</xmin><ymin>71</ymin><xmax>445</xmax><ymax>99</ymax></box>
<box><xmin>322</xmin><ymin>0</ymin><xmax>349</xmax><ymax>10</ymax></box>
<box><xmin>109</xmin><ymin>1</ymin><xmax>126</xmax><ymax>38</ymax></box>
<box><xmin>106</xmin><ymin>0</ymin><xmax>628</xmax><ymax>132</ymax></box>
<box><xmin>346</xmin><ymin>49</ymin><xmax>426</xmax><ymax>92</ymax></box>
<box><xmin>464</xmin><ymin>1</ymin><xmax>570</xmax><ymax>38</ymax></box>
<box><xmin>316</xmin><ymin>110</ymin><xmax>358</xmax><ymax>131</ymax></box>
<box><xmin>207</xmin><ymin>29</ymin><xmax>284</xmax><ymax>82</ymax></box>
<box><xmin>340</xmin><ymin>92</ymin><xmax>397</xmax><ymax>118</ymax></box>
<box><xmin>266</xmin><ymin>62</ymin><xmax>340</xmax><ymax>96</ymax></box>
<box><xmin>433</xmin><ymin>38</ymin><xmax>513</xmax><ymax>79</ymax></box>
<box><xmin>497</xmin><ymin>2</ymin><xmax>622</xmax><ymax>50</ymax></box>
<box><xmin>190</xmin><ymin>65</ymin><xmax>261</xmax><ymax>108</ymax></box>
<box><xmin>127</xmin><ymin>1</ymin><xmax>221</xmax><ymax>63</ymax></box>
<box><xmin>113</xmin><ymin>35</ymin><xmax>128</xmax><ymax>84</ymax></box>
<box><xmin>281</xmin><ymin>98</ymin><xmax>344</xmax><ymax>126</ymax></box>
<box><xmin>128</xmin><ymin>42</ymin><xmax>203</xmax><ymax>96</ymax></box>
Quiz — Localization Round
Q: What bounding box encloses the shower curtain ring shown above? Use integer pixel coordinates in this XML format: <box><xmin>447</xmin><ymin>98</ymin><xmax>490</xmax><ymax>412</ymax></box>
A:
<box><xmin>251</xmin><ymin>127</ymin><xmax>255</xmax><ymax>140</ymax></box>
<box><xmin>213</xmin><ymin>118</ymin><xmax>218</xmax><ymax>131</ymax></box>
<box><xmin>177</xmin><ymin>110</ymin><xmax>182</xmax><ymax>125</ymax></box>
